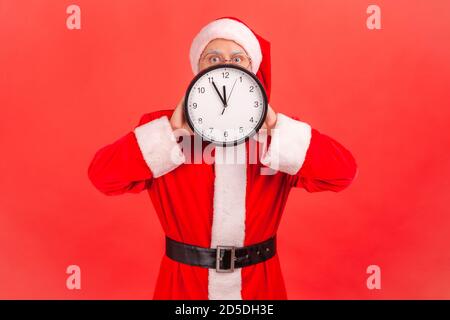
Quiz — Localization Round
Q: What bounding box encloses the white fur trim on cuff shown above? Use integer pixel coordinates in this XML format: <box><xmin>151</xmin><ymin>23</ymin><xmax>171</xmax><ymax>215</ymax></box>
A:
<box><xmin>189</xmin><ymin>18</ymin><xmax>262</xmax><ymax>75</ymax></box>
<box><xmin>133</xmin><ymin>116</ymin><xmax>185</xmax><ymax>178</ymax></box>
<box><xmin>260</xmin><ymin>113</ymin><xmax>312</xmax><ymax>175</ymax></box>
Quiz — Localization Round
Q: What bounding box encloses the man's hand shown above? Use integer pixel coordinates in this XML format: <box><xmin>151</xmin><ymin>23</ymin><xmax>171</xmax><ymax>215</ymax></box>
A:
<box><xmin>261</xmin><ymin>104</ymin><xmax>277</xmax><ymax>135</ymax></box>
<box><xmin>170</xmin><ymin>96</ymin><xmax>194</xmax><ymax>136</ymax></box>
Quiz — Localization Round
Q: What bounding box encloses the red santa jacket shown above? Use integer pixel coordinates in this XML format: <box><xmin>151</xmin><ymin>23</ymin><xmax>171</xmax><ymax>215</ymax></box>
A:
<box><xmin>87</xmin><ymin>109</ymin><xmax>358</xmax><ymax>300</ymax></box>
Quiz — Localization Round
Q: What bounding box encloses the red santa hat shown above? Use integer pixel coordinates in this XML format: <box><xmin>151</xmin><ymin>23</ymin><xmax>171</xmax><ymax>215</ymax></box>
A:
<box><xmin>189</xmin><ymin>17</ymin><xmax>272</xmax><ymax>102</ymax></box>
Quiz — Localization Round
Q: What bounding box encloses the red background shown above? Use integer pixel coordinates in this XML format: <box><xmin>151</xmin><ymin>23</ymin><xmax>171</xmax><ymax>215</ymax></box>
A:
<box><xmin>1</xmin><ymin>0</ymin><xmax>449</xmax><ymax>299</ymax></box>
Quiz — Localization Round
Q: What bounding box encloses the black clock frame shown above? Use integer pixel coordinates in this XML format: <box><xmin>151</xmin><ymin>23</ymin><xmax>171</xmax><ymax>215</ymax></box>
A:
<box><xmin>183</xmin><ymin>64</ymin><xmax>268</xmax><ymax>147</ymax></box>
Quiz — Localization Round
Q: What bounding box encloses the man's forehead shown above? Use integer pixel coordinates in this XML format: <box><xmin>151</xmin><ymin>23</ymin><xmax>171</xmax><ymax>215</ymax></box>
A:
<box><xmin>203</xmin><ymin>49</ymin><xmax>245</xmax><ymax>55</ymax></box>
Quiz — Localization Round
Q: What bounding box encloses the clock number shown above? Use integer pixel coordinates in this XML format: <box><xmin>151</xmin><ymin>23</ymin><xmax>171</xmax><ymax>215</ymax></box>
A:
<box><xmin>198</xmin><ymin>87</ymin><xmax>205</xmax><ymax>94</ymax></box>
<box><xmin>239</xmin><ymin>127</ymin><xmax>244</xmax><ymax>133</ymax></box>
<box><xmin>198</xmin><ymin>118</ymin><xmax>202</xmax><ymax>124</ymax></box>
<box><xmin>254</xmin><ymin>101</ymin><xmax>259</xmax><ymax>108</ymax></box>
<box><xmin>224</xmin><ymin>131</ymin><xmax>228</xmax><ymax>137</ymax></box>
<box><xmin>239</xmin><ymin>76</ymin><xmax>243</xmax><ymax>82</ymax></box>
<box><xmin>192</xmin><ymin>102</ymin><xmax>197</xmax><ymax>109</ymax></box>
<box><xmin>249</xmin><ymin>86</ymin><xmax>254</xmax><ymax>92</ymax></box>
<box><xmin>222</xmin><ymin>72</ymin><xmax>229</xmax><ymax>79</ymax></box>
<box><xmin>209</xmin><ymin>127</ymin><xmax>214</xmax><ymax>133</ymax></box>
<box><xmin>208</xmin><ymin>77</ymin><xmax>214</xmax><ymax>83</ymax></box>
<box><xmin>249</xmin><ymin>117</ymin><xmax>254</xmax><ymax>123</ymax></box>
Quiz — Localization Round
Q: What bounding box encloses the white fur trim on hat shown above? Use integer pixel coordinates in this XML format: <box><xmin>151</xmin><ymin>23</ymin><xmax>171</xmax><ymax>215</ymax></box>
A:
<box><xmin>190</xmin><ymin>18</ymin><xmax>262</xmax><ymax>75</ymax></box>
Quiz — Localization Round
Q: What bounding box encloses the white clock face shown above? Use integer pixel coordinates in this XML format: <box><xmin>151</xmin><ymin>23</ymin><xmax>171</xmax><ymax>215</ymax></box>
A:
<box><xmin>184</xmin><ymin>65</ymin><xmax>267</xmax><ymax>146</ymax></box>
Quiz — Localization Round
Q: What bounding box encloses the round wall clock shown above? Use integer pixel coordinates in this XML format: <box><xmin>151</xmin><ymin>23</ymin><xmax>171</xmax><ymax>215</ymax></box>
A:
<box><xmin>184</xmin><ymin>64</ymin><xmax>268</xmax><ymax>146</ymax></box>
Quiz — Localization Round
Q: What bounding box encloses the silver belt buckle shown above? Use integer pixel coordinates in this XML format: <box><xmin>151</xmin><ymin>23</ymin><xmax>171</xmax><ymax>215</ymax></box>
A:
<box><xmin>216</xmin><ymin>245</ymin><xmax>236</xmax><ymax>273</ymax></box>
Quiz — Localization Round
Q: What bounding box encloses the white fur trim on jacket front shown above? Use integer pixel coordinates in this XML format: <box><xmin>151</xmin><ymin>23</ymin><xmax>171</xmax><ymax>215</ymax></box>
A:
<box><xmin>260</xmin><ymin>113</ymin><xmax>312</xmax><ymax>175</ymax></box>
<box><xmin>133</xmin><ymin>116</ymin><xmax>185</xmax><ymax>178</ymax></box>
<box><xmin>208</xmin><ymin>144</ymin><xmax>247</xmax><ymax>300</ymax></box>
<box><xmin>189</xmin><ymin>18</ymin><xmax>262</xmax><ymax>75</ymax></box>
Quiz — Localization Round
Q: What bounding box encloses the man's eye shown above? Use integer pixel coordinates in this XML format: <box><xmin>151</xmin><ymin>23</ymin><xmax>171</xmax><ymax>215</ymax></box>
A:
<box><xmin>209</xmin><ymin>56</ymin><xmax>221</xmax><ymax>64</ymax></box>
<box><xmin>233</xmin><ymin>56</ymin><xmax>242</xmax><ymax>63</ymax></box>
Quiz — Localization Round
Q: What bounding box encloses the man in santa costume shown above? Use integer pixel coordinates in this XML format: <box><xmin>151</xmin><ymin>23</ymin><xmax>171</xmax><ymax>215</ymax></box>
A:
<box><xmin>88</xmin><ymin>17</ymin><xmax>358</xmax><ymax>300</ymax></box>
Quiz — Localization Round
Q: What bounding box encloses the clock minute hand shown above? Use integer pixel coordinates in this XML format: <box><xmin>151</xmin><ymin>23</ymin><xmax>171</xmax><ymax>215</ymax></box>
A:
<box><xmin>211</xmin><ymin>81</ymin><xmax>227</xmax><ymax>107</ymax></box>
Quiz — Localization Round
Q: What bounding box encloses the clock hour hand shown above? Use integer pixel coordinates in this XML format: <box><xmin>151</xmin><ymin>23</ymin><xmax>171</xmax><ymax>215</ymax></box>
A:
<box><xmin>223</xmin><ymin>85</ymin><xmax>227</xmax><ymax>104</ymax></box>
<box><xmin>211</xmin><ymin>81</ymin><xmax>227</xmax><ymax>107</ymax></box>
<box><xmin>221</xmin><ymin>85</ymin><xmax>227</xmax><ymax>115</ymax></box>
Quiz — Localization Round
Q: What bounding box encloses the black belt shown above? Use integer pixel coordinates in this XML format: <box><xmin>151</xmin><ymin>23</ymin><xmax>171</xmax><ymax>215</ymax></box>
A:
<box><xmin>165</xmin><ymin>235</ymin><xmax>277</xmax><ymax>273</ymax></box>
